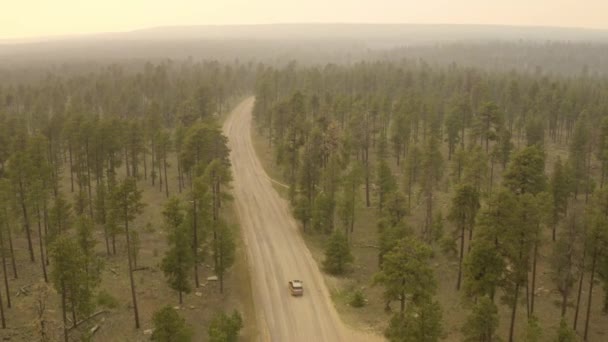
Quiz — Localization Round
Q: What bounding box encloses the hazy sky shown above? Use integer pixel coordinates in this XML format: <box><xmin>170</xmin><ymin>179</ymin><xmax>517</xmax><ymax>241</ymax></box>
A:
<box><xmin>2</xmin><ymin>0</ymin><xmax>608</xmax><ymax>39</ymax></box>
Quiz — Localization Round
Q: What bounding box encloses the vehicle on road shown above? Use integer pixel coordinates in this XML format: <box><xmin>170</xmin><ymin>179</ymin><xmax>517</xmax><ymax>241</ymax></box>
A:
<box><xmin>289</xmin><ymin>280</ymin><xmax>304</xmax><ymax>296</ymax></box>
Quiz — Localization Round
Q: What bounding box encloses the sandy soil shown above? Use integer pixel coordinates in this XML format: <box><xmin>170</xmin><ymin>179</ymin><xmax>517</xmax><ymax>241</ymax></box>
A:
<box><xmin>224</xmin><ymin>98</ymin><xmax>382</xmax><ymax>342</ymax></box>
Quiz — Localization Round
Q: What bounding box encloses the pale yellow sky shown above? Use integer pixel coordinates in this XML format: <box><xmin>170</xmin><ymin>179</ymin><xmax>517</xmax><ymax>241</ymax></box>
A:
<box><xmin>1</xmin><ymin>0</ymin><xmax>608</xmax><ymax>39</ymax></box>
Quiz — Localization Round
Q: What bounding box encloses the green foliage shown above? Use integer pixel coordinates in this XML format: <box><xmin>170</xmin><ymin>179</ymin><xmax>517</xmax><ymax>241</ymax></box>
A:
<box><xmin>525</xmin><ymin>116</ymin><xmax>545</xmax><ymax>147</ymax></box>
<box><xmin>503</xmin><ymin>145</ymin><xmax>547</xmax><ymax>195</ymax></box>
<box><xmin>312</xmin><ymin>191</ymin><xmax>335</xmax><ymax>233</ymax></box>
<box><xmin>293</xmin><ymin>194</ymin><xmax>312</xmax><ymax>230</ymax></box>
<box><xmin>96</xmin><ymin>290</ymin><xmax>119</xmax><ymax>309</ymax></box>
<box><xmin>110</xmin><ymin>177</ymin><xmax>145</xmax><ymax>226</ymax></box>
<box><xmin>462</xmin><ymin>296</ymin><xmax>499</xmax><ymax>342</ymax></box>
<box><xmin>162</xmin><ymin>197</ymin><xmax>186</xmax><ymax>231</ymax></box>
<box><xmin>214</xmin><ymin>221</ymin><xmax>236</xmax><ymax>293</ymax></box>
<box><xmin>549</xmin><ymin>158</ymin><xmax>573</xmax><ymax>237</ymax></box>
<box><xmin>431</xmin><ymin>211</ymin><xmax>444</xmax><ymax>242</ymax></box>
<box><xmin>448</xmin><ymin>184</ymin><xmax>480</xmax><ymax>237</ymax></box>
<box><xmin>472</xmin><ymin>101</ymin><xmax>503</xmax><ymax>153</ymax></box>
<box><xmin>323</xmin><ymin>230</ymin><xmax>353</xmax><ymax>275</ymax></box>
<box><xmin>378</xmin><ymin>220</ymin><xmax>410</xmax><ymax>268</ymax></box>
<box><xmin>48</xmin><ymin>195</ymin><xmax>73</xmax><ymax>243</ymax></box>
<box><xmin>180</xmin><ymin>122</ymin><xmax>229</xmax><ymax>175</ymax></box>
<box><xmin>337</xmin><ymin>163</ymin><xmax>362</xmax><ymax>233</ymax></box>
<box><xmin>151</xmin><ymin>306</ymin><xmax>192</xmax><ymax>342</ymax></box>
<box><xmin>524</xmin><ymin>316</ymin><xmax>542</xmax><ymax>342</ymax></box>
<box><xmin>463</xmin><ymin>146</ymin><xmax>488</xmax><ymax>192</ymax></box>
<box><xmin>374</xmin><ymin>237</ymin><xmax>435</xmax><ymax>310</ymax></box>
<box><xmin>350</xmin><ymin>289</ymin><xmax>366</xmax><ymax>308</ymax></box>
<box><xmin>439</xmin><ymin>235</ymin><xmax>457</xmax><ymax>257</ymax></box>
<box><xmin>50</xmin><ymin>235</ymin><xmax>96</xmax><ymax>320</ymax></box>
<box><xmin>76</xmin><ymin>215</ymin><xmax>103</xmax><ymax>286</ymax></box>
<box><xmin>568</xmin><ymin>115</ymin><xmax>591</xmax><ymax>197</ymax></box>
<box><xmin>492</xmin><ymin>127</ymin><xmax>513</xmax><ymax>169</ymax></box>
<box><xmin>161</xmin><ymin>219</ymin><xmax>194</xmax><ymax>302</ymax></box>
<box><xmin>556</xmin><ymin>318</ymin><xmax>577</xmax><ymax>342</ymax></box>
<box><xmin>376</xmin><ymin>158</ymin><xmax>397</xmax><ymax>210</ymax></box>
<box><xmin>463</xmin><ymin>239</ymin><xmax>504</xmax><ymax>300</ymax></box>
<box><xmin>208</xmin><ymin>310</ymin><xmax>243</xmax><ymax>342</ymax></box>
<box><xmin>129</xmin><ymin>229</ymin><xmax>141</xmax><ymax>268</ymax></box>
<box><xmin>385</xmin><ymin>300</ymin><xmax>443</xmax><ymax>342</ymax></box>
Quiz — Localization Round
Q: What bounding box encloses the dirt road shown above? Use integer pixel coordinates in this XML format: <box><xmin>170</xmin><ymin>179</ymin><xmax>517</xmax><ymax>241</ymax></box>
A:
<box><xmin>224</xmin><ymin>98</ymin><xmax>380</xmax><ymax>342</ymax></box>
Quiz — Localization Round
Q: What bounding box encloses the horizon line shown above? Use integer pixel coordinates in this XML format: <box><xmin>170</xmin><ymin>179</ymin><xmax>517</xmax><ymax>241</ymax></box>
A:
<box><xmin>2</xmin><ymin>21</ymin><xmax>608</xmax><ymax>44</ymax></box>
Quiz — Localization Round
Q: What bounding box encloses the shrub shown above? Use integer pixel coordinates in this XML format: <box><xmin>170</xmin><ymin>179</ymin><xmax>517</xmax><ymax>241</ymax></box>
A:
<box><xmin>151</xmin><ymin>306</ymin><xmax>192</xmax><ymax>342</ymax></box>
<box><xmin>350</xmin><ymin>290</ymin><xmax>366</xmax><ymax>308</ymax></box>
<box><xmin>96</xmin><ymin>290</ymin><xmax>119</xmax><ymax>309</ymax></box>
<box><xmin>208</xmin><ymin>310</ymin><xmax>243</xmax><ymax>342</ymax></box>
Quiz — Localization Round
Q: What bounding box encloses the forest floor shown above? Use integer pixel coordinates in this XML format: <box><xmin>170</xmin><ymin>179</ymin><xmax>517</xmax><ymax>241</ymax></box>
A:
<box><xmin>0</xmin><ymin>114</ymin><xmax>256</xmax><ymax>340</ymax></box>
<box><xmin>252</xmin><ymin>125</ymin><xmax>608</xmax><ymax>341</ymax></box>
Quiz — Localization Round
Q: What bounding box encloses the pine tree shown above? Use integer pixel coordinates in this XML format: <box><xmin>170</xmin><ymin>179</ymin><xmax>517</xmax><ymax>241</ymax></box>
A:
<box><xmin>461</xmin><ymin>296</ymin><xmax>499</xmax><ymax>342</ymax></box>
<box><xmin>50</xmin><ymin>235</ymin><xmax>93</xmax><ymax>342</ymax></box>
<box><xmin>385</xmin><ymin>300</ymin><xmax>443</xmax><ymax>342</ymax></box>
<box><xmin>214</xmin><ymin>221</ymin><xmax>236</xmax><ymax>294</ymax></box>
<box><xmin>323</xmin><ymin>230</ymin><xmax>353</xmax><ymax>275</ymax></box>
<box><xmin>556</xmin><ymin>318</ymin><xmax>576</xmax><ymax>342</ymax></box>
<box><xmin>208</xmin><ymin>310</ymin><xmax>243</xmax><ymax>342</ymax></box>
<box><xmin>374</xmin><ymin>237</ymin><xmax>435</xmax><ymax>313</ymax></box>
<box><xmin>110</xmin><ymin>177</ymin><xmax>145</xmax><ymax>329</ymax></box>
<box><xmin>337</xmin><ymin>163</ymin><xmax>362</xmax><ymax>236</ymax></box>
<box><xmin>151</xmin><ymin>306</ymin><xmax>192</xmax><ymax>342</ymax></box>
<box><xmin>549</xmin><ymin>157</ymin><xmax>573</xmax><ymax>241</ymax></box>
<box><xmin>448</xmin><ymin>183</ymin><xmax>480</xmax><ymax>290</ymax></box>
<box><xmin>161</xmin><ymin>197</ymin><xmax>193</xmax><ymax>304</ymax></box>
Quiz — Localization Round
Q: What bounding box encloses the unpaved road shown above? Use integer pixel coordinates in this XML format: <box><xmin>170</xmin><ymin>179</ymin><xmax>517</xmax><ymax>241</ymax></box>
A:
<box><xmin>224</xmin><ymin>98</ymin><xmax>381</xmax><ymax>342</ymax></box>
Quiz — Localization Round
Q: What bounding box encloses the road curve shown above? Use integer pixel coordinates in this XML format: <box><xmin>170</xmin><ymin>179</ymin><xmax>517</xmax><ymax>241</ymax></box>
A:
<box><xmin>223</xmin><ymin>97</ymin><xmax>379</xmax><ymax>342</ymax></box>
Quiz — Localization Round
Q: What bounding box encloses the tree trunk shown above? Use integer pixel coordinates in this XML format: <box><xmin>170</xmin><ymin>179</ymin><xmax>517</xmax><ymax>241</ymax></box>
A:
<box><xmin>19</xmin><ymin>176</ymin><xmax>35</xmax><ymax>262</ymax></box>
<box><xmin>68</xmin><ymin>142</ymin><xmax>74</xmax><ymax>192</ymax></box>
<box><xmin>365</xmin><ymin>147</ymin><xmax>370</xmax><ymax>207</ymax></box>
<box><xmin>43</xmin><ymin>199</ymin><xmax>50</xmax><ymax>266</ymax></box>
<box><xmin>158</xmin><ymin>151</ymin><xmax>163</xmax><ymax>192</ymax></box>
<box><xmin>103</xmin><ymin>215</ymin><xmax>111</xmax><ymax>256</ymax></box>
<box><xmin>143</xmin><ymin>146</ymin><xmax>147</xmax><ymax>181</ymax></box>
<box><xmin>164</xmin><ymin>155</ymin><xmax>169</xmax><ymax>198</ymax></box>
<box><xmin>4</xmin><ymin>214</ymin><xmax>17</xmax><ymax>279</ymax></box>
<box><xmin>36</xmin><ymin>205</ymin><xmax>48</xmax><ymax>283</ymax></box>
<box><xmin>112</xmin><ymin>234</ymin><xmax>116</xmax><ymax>255</ymax></box>
<box><xmin>583</xmin><ymin>248</ymin><xmax>598</xmax><ymax>341</ymax></box>
<box><xmin>85</xmin><ymin>139</ymin><xmax>93</xmax><ymax>218</ymax></box>
<box><xmin>530</xmin><ymin>236</ymin><xmax>539</xmax><ymax>315</ymax></box>
<box><xmin>125</xmin><ymin>148</ymin><xmax>130</xmax><ymax>177</ymax></box>
<box><xmin>61</xmin><ymin>283</ymin><xmax>68</xmax><ymax>342</ymax></box>
<box><xmin>193</xmin><ymin>199</ymin><xmax>200</xmax><ymax>288</ymax></box>
<box><xmin>457</xmin><ymin>223</ymin><xmax>465</xmax><ymax>290</ymax></box>
<box><xmin>561</xmin><ymin>287</ymin><xmax>569</xmax><ymax>317</ymax></box>
<box><xmin>573</xmin><ymin>247</ymin><xmax>587</xmax><ymax>330</ymax></box>
<box><xmin>400</xmin><ymin>279</ymin><xmax>405</xmax><ymax>312</ymax></box>
<box><xmin>0</xmin><ymin>226</ymin><xmax>10</xmax><ymax>308</ymax></box>
<box><xmin>0</xmin><ymin>282</ymin><xmax>5</xmax><ymax>329</ymax></box>
<box><xmin>151</xmin><ymin>142</ymin><xmax>156</xmax><ymax>186</ymax></box>
<box><xmin>508</xmin><ymin>282</ymin><xmax>520</xmax><ymax>342</ymax></box>
<box><xmin>124</xmin><ymin>209</ymin><xmax>140</xmax><ymax>329</ymax></box>
<box><xmin>177</xmin><ymin>157</ymin><xmax>183</xmax><ymax>194</ymax></box>
<box><xmin>219</xmin><ymin>251</ymin><xmax>224</xmax><ymax>294</ymax></box>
